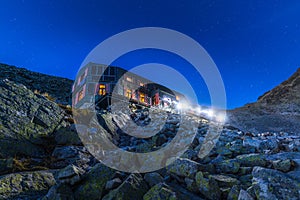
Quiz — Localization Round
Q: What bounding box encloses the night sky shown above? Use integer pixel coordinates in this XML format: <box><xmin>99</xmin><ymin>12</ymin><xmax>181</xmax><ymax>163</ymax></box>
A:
<box><xmin>1</xmin><ymin>0</ymin><xmax>299</xmax><ymax>109</ymax></box>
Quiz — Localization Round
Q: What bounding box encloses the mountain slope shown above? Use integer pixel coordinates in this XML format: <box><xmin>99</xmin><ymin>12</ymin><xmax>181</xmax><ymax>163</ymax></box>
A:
<box><xmin>0</xmin><ymin>63</ymin><xmax>73</xmax><ymax>104</ymax></box>
<box><xmin>228</xmin><ymin>68</ymin><xmax>300</xmax><ymax>134</ymax></box>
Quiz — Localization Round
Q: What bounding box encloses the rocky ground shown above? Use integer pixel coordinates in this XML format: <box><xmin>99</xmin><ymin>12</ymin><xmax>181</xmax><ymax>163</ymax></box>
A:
<box><xmin>0</xmin><ymin>79</ymin><xmax>299</xmax><ymax>199</ymax></box>
<box><xmin>0</xmin><ymin>63</ymin><xmax>73</xmax><ymax>105</ymax></box>
<box><xmin>228</xmin><ymin>68</ymin><xmax>300</xmax><ymax>134</ymax></box>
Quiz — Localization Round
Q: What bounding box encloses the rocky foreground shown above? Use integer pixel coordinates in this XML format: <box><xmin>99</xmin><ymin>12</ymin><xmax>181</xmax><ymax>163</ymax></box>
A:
<box><xmin>0</xmin><ymin>79</ymin><xmax>299</xmax><ymax>200</ymax></box>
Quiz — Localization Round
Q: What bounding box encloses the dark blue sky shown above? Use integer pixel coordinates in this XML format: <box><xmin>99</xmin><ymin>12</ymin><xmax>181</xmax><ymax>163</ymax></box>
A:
<box><xmin>1</xmin><ymin>0</ymin><xmax>299</xmax><ymax>108</ymax></box>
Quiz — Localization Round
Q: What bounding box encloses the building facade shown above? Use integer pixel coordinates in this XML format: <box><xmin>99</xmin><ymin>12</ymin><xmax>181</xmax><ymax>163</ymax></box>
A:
<box><xmin>72</xmin><ymin>63</ymin><xmax>185</xmax><ymax>109</ymax></box>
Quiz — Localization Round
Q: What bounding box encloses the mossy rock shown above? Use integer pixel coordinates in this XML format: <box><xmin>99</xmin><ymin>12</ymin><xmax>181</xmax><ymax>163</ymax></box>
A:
<box><xmin>167</xmin><ymin>158</ymin><xmax>199</xmax><ymax>178</ymax></box>
<box><xmin>0</xmin><ymin>158</ymin><xmax>13</xmax><ymax>175</ymax></box>
<box><xmin>103</xmin><ymin>173</ymin><xmax>149</xmax><ymax>200</ymax></box>
<box><xmin>195</xmin><ymin>171</ymin><xmax>221</xmax><ymax>200</ymax></box>
<box><xmin>0</xmin><ymin>170</ymin><xmax>56</xmax><ymax>199</ymax></box>
<box><xmin>252</xmin><ymin>166</ymin><xmax>300</xmax><ymax>199</ymax></box>
<box><xmin>143</xmin><ymin>183</ymin><xmax>177</xmax><ymax>200</ymax></box>
<box><xmin>215</xmin><ymin>159</ymin><xmax>240</xmax><ymax>174</ymax></box>
<box><xmin>236</xmin><ymin>153</ymin><xmax>267</xmax><ymax>167</ymax></box>
<box><xmin>74</xmin><ymin>163</ymin><xmax>115</xmax><ymax>200</ymax></box>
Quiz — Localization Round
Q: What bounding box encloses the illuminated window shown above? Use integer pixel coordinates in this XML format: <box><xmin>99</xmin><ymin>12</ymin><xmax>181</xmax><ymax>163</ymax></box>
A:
<box><xmin>139</xmin><ymin>82</ymin><xmax>144</xmax><ymax>87</ymax></box>
<box><xmin>126</xmin><ymin>89</ymin><xmax>132</xmax><ymax>98</ymax></box>
<box><xmin>78</xmin><ymin>89</ymin><xmax>85</xmax><ymax>101</ymax></box>
<box><xmin>139</xmin><ymin>93</ymin><xmax>145</xmax><ymax>102</ymax></box>
<box><xmin>126</xmin><ymin>77</ymin><xmax>133</xmax><ymax>82</ymax></box>
<box><xmin>99</xmin><ymin>84</ymin><xmax>106</xmax><ymax>95</ymax></box>
<box><xmin>176</xmin><ymin>95</ymin><xmax>180</xmax><ymax>101</ymax></box>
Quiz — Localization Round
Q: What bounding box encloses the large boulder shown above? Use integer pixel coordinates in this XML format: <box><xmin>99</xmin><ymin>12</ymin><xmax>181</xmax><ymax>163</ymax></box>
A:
<box><xmin>252</xmin><ymin>167</ymin><xmax>300</xmax><ymax>200</ymax></box>
<box><xmin>0</xmin><ymin>170</ymin><xmax>56</xmax><ymax>199</ymax></box>
<box><xmin>0</xmin><ymin>79</ymin><xmax>66</xmax><ymax>157</ymax></box>
<box><xmin>195</xmin><ymin>171</ymin><xmax>221</xmax><ymax>200</ymax></box>
<box><xmin>103</xmin><ymin>173</ymin><xmax>149</xmax><ymax>200</ymax></box>
<box><xmin>73</xmin><ymin>163</ymin><xmax>115</xmax><ymax>199</ymax></box>
<box><xmin>143</xmin><ymin>183</ymin><xmax>177</xmax><ymax>200</ymax></box>
<box><xmin>51</xmin><ymin>146</ymin><xmax>91</xmax><ymax>168</ymax></box>
<box><xmin>215</xmin><ymin>159</ymin><xmax>240</xmax><ymax>174</ymax></box>
<box><xmin>236</xmin><ymin>154</ymin><xmax>267</xmax><ymax>167</ymax></box>
<box><xmin>167</xmin><ymin>158</ymin><xmax>200</xmax><ymax>178</ymax></box>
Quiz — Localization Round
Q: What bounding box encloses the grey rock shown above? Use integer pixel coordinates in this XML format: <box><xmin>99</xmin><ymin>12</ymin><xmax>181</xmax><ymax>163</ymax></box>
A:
<box><xmin>260</xmin><ymin>138</ymin><xmax>279</xmax><ymax>152</ymax></box>
<box><xmin>195</xmin><ymin>171</ymin><xmax>221</xmax><ymax>200</ymax></box>
<box><xmin>167</xmin><ymin>158</ymin><xmax>199</xmax><ymax>178</ymax></box>
<box><xmin>227</xmin><ymin>185</ymin><xmax>240</xmax><ymax>200</ymax></box>
<box><xmin>242</xmin><ymin>138</ymin><xmax>262</xmax><ymax>150</ymax></box>
<box><xmin>144</xmin><ymin>172</ymin><xmax>164</xmax><ymax>187</ymax></box>
<box><xmin>54</xmin><ymin>126</ymin><xmax>82</xmax><ymax>146</ymax></box>
<box><xmin>168</xmin><ymin>182</ymin><xmax>204</xmax><ymax>200</ymax></box>
<box><xmin>239</xmin><ymin>174</ymin><xmax>253</xmax><ymax>188</ymax></box>
<box><xmin>236</xmin><ymin>153</ymin><xmax>267</xmax><ymax>167</ymax></box>
<box><xmin>216</xmin><ymin>146</ymin><xmax>233</xmax><ymax>156</ymax></box>
<box><xmin>0</xmin><ymin>79</ymin><xmax>66</xmax><ymax>157</ymax></box>
<box><xmin>103</xmin><ymin>173</ymin><xmax>149</xmax><ymax>200</ymax></box>
<box><xmin>288</xmin><ymin>158</ymin><xmax>300</xmax><ymax>181</ymax></box>
<box><xmin>215</xmin><ymin>159</ymin><xmax>240</xmax><ymax>174</ymax></box>
<box><xmin>105</xmin><ymin>178</ymin><xmax>122</xmax><ymax>190</ymax></box>
<box><xmin>210</xmin><ymin>174</ymin><xmax>239</xmax><ymax>188</ymax></box>
<box><xmin>143</xmin><ymin>183</ymin><xmax>177</xmax><ymax>200</ymax></box>
<box><xmin>184</xmin><ymin>177</ymin><xmax>198</xmax><ymax>193</ymax></box>
<box><xmin>238</xmin><ymin>189</ymin><xmax>253</xmax><ymax>200</ymax></box>
<box><xmin>252</xmin><ymin>166</ymin><xmax>300</xmax><ymax>200</ymax></box>
<box><xmin>58</xmin><ymin>164</ymin><xmax>85</xmax><ymax>185</ymax></box>
<box><xmin>42</xmin><ymin>183</ymin><xmax>74</xmax><ymax>200</ymax></box>
<box><xmin>238</xmin><ymin>167</ymin><xmax>253</xmax><ymax>175</ymax></box>
<box><xmin>51</xmin><ymin>146</ymin><xmax>91</xmax><ymax>168</ymax></box>
<box><xmin>74</xmin><ymin>163</ymin><xmax>115</xmax><ymax>199</ymax></box>
<box><xmin>272</xmin><ymin>159</ymin><xmax>292</xmax><ymax>172</ymax></box>
<box><xmin>0</xmin><ymin>170</ymin><xmax>56</xmax><ymax>199</ymax></box>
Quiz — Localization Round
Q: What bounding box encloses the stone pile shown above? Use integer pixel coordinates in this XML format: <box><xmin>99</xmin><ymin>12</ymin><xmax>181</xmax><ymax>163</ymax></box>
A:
<box><xmin>0</xmin><ymin>79</ymin><xmax>299</xmax><ymax>199</ymax></box>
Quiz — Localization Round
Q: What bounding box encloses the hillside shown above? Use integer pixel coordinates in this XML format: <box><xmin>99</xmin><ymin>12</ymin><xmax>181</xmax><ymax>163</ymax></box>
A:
<box><xmin>0</xmin><ymin>64</ymin><xmax>299</xmax><ymax>199</ymax></box>
<box><xmin>0</xmin><ymin>63</ymin><xmax>73</xmax><ymax>105</ymax></box>
<box><xmin>228</xmin><ymin>68</ymin><xmax>300</xmax><ymax>134</ymax></box>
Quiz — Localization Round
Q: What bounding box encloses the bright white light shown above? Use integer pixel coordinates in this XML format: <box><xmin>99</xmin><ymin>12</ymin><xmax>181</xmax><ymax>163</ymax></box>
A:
<box><xmin>176</xmin><ymin>103</ymin><xmax>188</xmax><ymax>110</ymax></box>
<box><xmin>176</xmin><ymin>103</ymin><xmax>182</xmax><ymax>109</ymax></box>
<box><xmin>207</xmin><ymin>109</ymin><xmax>214</xmax><ymax>118</ymax></box>
<box><xmin>216</xmin><ymin>113</ymin><xmax>226</xmax><ymax>123</ymax></box>
<box><xmin>201</xmin><ymin>109</ymin><xmax>214</xmax><ymax>118</ymax></box>
<box><xmin>196</xmin><ymin>107</ymin><xmax>201</xmax><ymax>114</ymax></box>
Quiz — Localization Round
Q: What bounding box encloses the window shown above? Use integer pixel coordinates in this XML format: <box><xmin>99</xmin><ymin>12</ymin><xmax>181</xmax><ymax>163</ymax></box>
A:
<box><xmin>110</xmin><ymin>67</ymin><xmax>115</xmax><ymax>75</ymax></box>
<box><xmin>87</xmin><ymin>83</ymin><xmax>94</xmax><ymax>95</ymax></box>
<box><xmin>78</xmin><ymin>89</ymin><xmax>85</xmax><ymax>101</ymax></box>
<box><xmin>92</xmin><ymin>75</ymin><xmax>100</xmax><ymax>82</ymax></box>
<box><xmin>99</xmin><ymin>84</ymin><xmax>106</xmax><ymax>95</ymax></box>
<box><xmin>77</xmin><ymin>71</ymin><xmax>86</xmax><ymax>86</ymax></box>
<box><xmin>104</xmin><ymin>68</ymin><xmax>109</xmax><ymax>76</ymax></box>
<box><xmin>103</xmin><ymin>76</ymin><xmax>115</xmax><ymax>82</ymax></box>
<box><xmin>126</xmin><ymin>89</ymin><xmax>132</xmax><ymax>98</ymax></box>
<box><xmin>92</xmin><ymin>66</ymin><xmax>97</xmax><ymax>74</ymax></box>
<box><xmin>139</xmin><ymin>81</ymin><xmax>144</xmax><ymax>87</ymax></box>
<box><xmin>176</xmin><ymin>95</ymin><xmax>180</xmax><ymax>101</ymax></box>
<box><xmin>126</xmin><ymin>76</ymin><xmax>133</xmax><ymax>82</ymax></box>
<box><xmin>139</xmin><ymin>93</ymin><xmax>145</xmax><ymax>102</ymax></box>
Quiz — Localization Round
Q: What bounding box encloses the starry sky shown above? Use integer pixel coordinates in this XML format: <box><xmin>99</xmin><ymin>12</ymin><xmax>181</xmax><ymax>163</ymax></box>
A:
<box><xmin>1</xmin><ymin>0</ymin><xmax>299</xmax><ymax>109</ymax></box>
